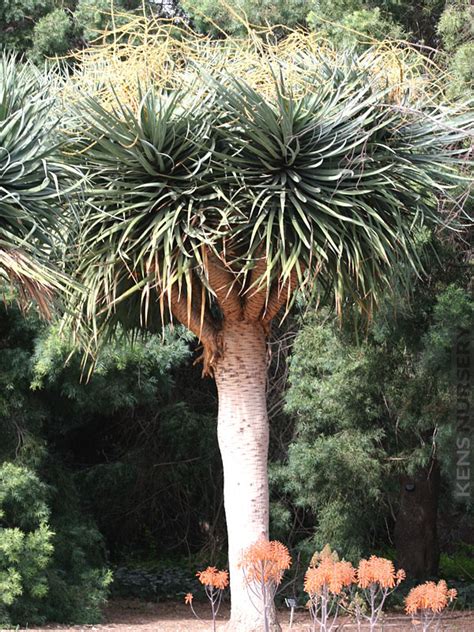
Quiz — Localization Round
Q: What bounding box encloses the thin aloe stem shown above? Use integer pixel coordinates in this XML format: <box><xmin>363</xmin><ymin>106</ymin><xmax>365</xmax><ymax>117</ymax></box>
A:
<box><xmin>209</xmin><ymin>587</ymin><xmax>216</xmax><ymax>632</ymax></box>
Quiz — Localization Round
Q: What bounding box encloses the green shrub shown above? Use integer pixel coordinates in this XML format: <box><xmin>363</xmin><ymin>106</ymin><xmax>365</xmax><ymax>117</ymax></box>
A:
<box><xmin>0</xmin><ymin>458</ymin><xmax>111</xmax><ymax>626</ymax></box>
<box><xmin>0</xmin><ymin>0</ymin><xmax>55</xmax><ymax>52</ymax></box>
<box><xmin>30</xmin><ymin>8</ymin><xmax>73</xmax><ymax>63</ymax></box>
<box><xmin>75</xmin><ymin>0</ymin><xmax>111</xmax><ymax>41</ymax></box>
<box><xmin>308</xmin><ymin>4</ymin><xmax>404</xmax><ymax>48</ymax></box>
<box><xmin>181</xmin><ymin>0</ymin><xmax>313</xmax><ymax>36</ymax></box>
<box><xmin>437</xmin><ymin>0</ymin><xmax>473</xmax><ymax>52</ymax></box>
<box><xmin>448</xmin><ymin>42</ymin><xmax>474</xmax><ymax>95</ymax></box>
<box><xmin>35</xmin><ymin>463</ymin><xmax>112</xmax><ymax>625</ymax></box>
<box><xmin>0</xmin><ymin>463</ymin><xmax>54</xmax><ymax>627</ymax></box>
<box><xmin>0</xmin><ymin>463</ymin><xmax>112</xmax><ymax>627</ymax></box>
<box><xmin>439</xmin><ymin>547</ymin><xmax>474</xmax><ymax>582</ymax></box>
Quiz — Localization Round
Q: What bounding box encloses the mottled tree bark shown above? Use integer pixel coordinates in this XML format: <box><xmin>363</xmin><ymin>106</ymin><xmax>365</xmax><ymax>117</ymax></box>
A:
<box><xmin>214</xmin><ymin>320</ymin><xmax>280</xmax><ymax>632</ymax></box>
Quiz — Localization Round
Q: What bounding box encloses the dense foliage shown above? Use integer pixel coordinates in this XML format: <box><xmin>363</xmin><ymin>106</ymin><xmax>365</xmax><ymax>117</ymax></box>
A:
<box><xmin>272</xmin><ymin>240</ymin><xmax>473</xmax><ymax>561</ymax></box>
<box><xmin>0</xmin><ymin>295</ymin><xmax>224</xmax><ymax>624</ymax></box>
<box><xmin>1</xmin><ymin>0</ymin><xmax>472</xmax><ymax>95</ymax></box>
<box><xmin>0</xmin><ymin>303</ymin><xmax>111</xmax><ymax>626</ymax></box>
<box><xmin>0</xmin><ymin>0</ymin><xmax>180</xmax><ymax>61</ymax></box>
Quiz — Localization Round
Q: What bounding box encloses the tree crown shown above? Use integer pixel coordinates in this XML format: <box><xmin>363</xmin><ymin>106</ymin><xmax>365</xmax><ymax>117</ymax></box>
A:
<box><xmin>64</xmin><ymin>25</ymin><xmax>473</xmax><ymax>370</ymax></box>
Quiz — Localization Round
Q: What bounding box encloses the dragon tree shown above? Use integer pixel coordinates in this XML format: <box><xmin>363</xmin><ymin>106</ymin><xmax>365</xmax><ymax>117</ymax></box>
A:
<box><xmin>67</xmin><ymin>40</ymin><xmax>472</xmax><ymax>631</ymax></box>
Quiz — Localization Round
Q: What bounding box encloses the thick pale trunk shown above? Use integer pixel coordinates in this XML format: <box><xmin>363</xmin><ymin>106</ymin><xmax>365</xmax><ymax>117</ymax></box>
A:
<box><xmin>214</xmin><ymin>320</ymin><xmax>280</xmax><ymax>632</ymax></box>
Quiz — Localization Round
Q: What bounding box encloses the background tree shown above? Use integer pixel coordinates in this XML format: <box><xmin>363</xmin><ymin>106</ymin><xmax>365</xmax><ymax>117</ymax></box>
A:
<box><xmin>33</xmin><ymin>323</ymin><xmax>222</xmax><ymax>561</ymax></box>
<box><xmin>0</xmin><ymin>0</ymin><xmax>58</xmax><ymax>54</ymax></box>
<box><xmin>0</xmin><ymin>299</ymin><xmax>112</xmax><ymax>627</ymax></box>
<box><xmin>436</xmin><ymin>0</ymin><xmax>474</xmax><ymax>96</ymax></box>
<box><xmin>273</xmin><ymin>238</ymin><xmax>473</xmax><ymax>577</ymax></box>
<box><xmin>29</xmin><ymin>8</ymin><xmax>74</xmax><ymax>63</ymax></box>
<box><xmin>181</xmin><ymin>0</ymin><xmax>312</xmax><ymax>36</ymax></box>
<box><xmin>307</xmin><ymin>0</ymin><xmax>404</xmax><ymax>49</ymax></box>
<box><xmin>0</xmin><ymin>0</ymin><xmax>180</xmax><ymax>61</ymax></box>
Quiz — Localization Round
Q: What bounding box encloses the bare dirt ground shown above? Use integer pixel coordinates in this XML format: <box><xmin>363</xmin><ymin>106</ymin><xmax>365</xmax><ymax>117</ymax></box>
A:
<box><xmin>13</xmin><ymin>600</ymin><xmax>474</xmax><ymax>632</ymax></box>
